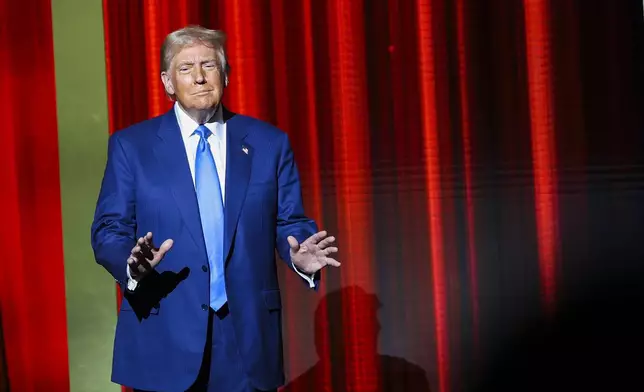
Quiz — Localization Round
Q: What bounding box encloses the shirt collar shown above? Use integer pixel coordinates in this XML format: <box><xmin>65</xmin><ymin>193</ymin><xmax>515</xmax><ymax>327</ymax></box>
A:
<box><xmin>174</xmin><ymin>102</ymin><xmax>224</xmax><ymax>140</ymax></box>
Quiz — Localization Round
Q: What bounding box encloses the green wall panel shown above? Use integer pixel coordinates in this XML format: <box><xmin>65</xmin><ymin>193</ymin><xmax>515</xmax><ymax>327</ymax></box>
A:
<box><xmin>51</xmin><ymin>0</ymin><xmax>119</xmax><ymax>390</ymax></box>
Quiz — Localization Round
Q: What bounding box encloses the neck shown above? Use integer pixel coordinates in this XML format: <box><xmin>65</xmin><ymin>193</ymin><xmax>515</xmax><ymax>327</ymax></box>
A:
<box><xmin>178</xmin><ymin>102</ymin><xmax>218</xmax><ymax>125</ymax></box>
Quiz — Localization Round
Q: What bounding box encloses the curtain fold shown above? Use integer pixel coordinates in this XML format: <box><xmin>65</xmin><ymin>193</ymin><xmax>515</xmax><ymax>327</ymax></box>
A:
<box><xmin>0</xmin><ymin>312</ymin><xmax>7</xmax><ymax>391</ymax></box>
<box><xmin>0</xmin><ymin>1</ymin><xmax>69</xmax><ymax>391</ymax></box>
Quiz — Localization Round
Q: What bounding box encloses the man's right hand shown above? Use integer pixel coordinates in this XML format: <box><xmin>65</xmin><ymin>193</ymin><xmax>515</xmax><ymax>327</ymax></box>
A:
<box><xmin>127</xmin><ymin>232</ymin><xmax>174</xmax><ymax>281</ymax></box>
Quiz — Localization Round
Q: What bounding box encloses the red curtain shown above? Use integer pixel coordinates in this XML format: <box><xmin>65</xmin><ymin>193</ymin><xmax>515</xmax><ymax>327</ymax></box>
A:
<box><xmin>102</xmin><ymin>1</ymin><xmax>644</xmax><ymax>391</ymax></box>
<box><xmin>0</xmin><ymin>0</ymin><xmax>69</xmax><ymax>391</ymax></box>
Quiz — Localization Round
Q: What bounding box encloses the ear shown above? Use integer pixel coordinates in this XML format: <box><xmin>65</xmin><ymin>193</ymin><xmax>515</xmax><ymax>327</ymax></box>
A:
<box><xmin>224</xmin><ymin>74</ymin><xmax>229</xmax><ymax>87</ymax></box>
<box><xmin>160</xmin><ymin>72</ymin><xmax>175</xmax><ymax>96</ymax></box>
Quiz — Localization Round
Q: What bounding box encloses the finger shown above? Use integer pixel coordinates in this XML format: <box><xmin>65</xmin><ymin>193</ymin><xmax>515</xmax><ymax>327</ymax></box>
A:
<box><xmin>149</xmin><ymin>239</ymin><xmax>173</xmax><ymax>268</ymax></box>
<box><xmin>132</xmin><ymin>243</ymin><xmax>152</xmax><ymax>270</ymax></box>
<box><xmin>323</xmin><ymin>246</ymin><xmax>338</xmax><ymax>255</ymax></box>
<box><xmin>144</xmin><ymin>232</ymin><xmax>154</xmax><ymax>247</ymax></box>
<box><xmin>317</xmin><ymin>236</ymin><xmax>336</xmax><ymax>249</ymax></box>
<box><xmin>154</xmin><ymin>239</ymin><xmax>174</xmax><ymax>259</ymax></box>
<box><xmin>136</xmin><ymin>235</ymin><xmax>154</xmax><ymax>259</ymax></box>
<box><xmin>131</xmin><ymin>244</ymin><xmax>150</xmax><ymax>265</ymax></box>
<box><xmin>304</xmin><ymin>230</ymin><xmax>327</xmax><ymax>245</ymax></box>
<box><xmin>133</xmin><ymin>237</ymin><xmax>145</xmax><ymax>256</ymax></box>
<box><xmin>126</xmin><ymin>256</ymin><xmax>137</xmax><ymax>268</ymax></box>
<box><xmin>126</xmin><ymin>257</ymin><xmax>141</xmax><ymax>277</ymax></box>
<box><xmin>132</xmin><ymin>243</ymin><xmax>152</xmax><ymax>261</ymax></box>
<box><xmin>324</xmin><ymin>257</ymin><xmax>341</xmax><ymax>267</ymax></box>
<box><xmin>131</xmin><ymin>245</ymin><xmax>141</xmax><ymax>256</ymax></box>
<box><xmin>287</xmin><ymin>236</ymin><xmax>300</xmax><ymax>251</ymax></box>
<box><xmin>140</xmin><ymin>242</ymin><xmax>154</xmax><ymax>260</ymax></box>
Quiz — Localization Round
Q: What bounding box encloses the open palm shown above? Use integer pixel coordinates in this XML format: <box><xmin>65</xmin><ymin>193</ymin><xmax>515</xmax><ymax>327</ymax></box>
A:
<box><xmin>127</xmin><ymin>232</ymin><xmax>174</xmax><ymax>280</ymax></box>
<box><xmin>288</xmin><ymin>230</ymin><xmax>340</xmax><ymax>275</ymax></box>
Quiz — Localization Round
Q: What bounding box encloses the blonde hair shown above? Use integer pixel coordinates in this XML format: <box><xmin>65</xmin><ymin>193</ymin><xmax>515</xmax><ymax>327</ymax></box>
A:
<box><xmin>160</xmin><ymin>25</ymin><xmax>230</xmax><ymax>74</ymax></box>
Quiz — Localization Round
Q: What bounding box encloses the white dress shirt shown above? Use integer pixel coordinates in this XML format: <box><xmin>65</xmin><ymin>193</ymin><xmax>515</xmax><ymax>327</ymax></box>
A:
<box><xmin>127</xmin><ymin>103</ymin><xmax>314</xmax><ymax>290</ymax></box>
<box><xmin>175</xmin><ymin>102</ymin><xmax>227</xmax><ymax>199</ymax></box>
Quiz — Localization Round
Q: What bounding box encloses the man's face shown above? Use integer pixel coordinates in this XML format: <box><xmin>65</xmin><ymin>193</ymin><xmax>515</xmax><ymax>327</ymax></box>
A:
<box><xmin>161</xmin><ymin>44</ymin><xmax>225</xmax><ymax>113</ymax></box>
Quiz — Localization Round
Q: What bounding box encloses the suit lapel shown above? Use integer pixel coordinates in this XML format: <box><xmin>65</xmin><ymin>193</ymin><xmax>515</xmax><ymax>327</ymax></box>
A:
<box><xmin>153</xmin><ymin>110</ymin><xmax>207</xmax><ymax>257</ymax></box>
<box><xmin>223</xmin><ymin>109</ymin><xmax>251</xmax><ymax>264</ymax></box>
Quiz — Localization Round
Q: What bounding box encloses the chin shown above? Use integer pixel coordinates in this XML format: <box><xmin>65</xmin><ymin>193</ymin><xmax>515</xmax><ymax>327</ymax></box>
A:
<box><xmin>189</xmin><ymin>97</ymin><xmax>219</xmax><ymax>111</ymax></box>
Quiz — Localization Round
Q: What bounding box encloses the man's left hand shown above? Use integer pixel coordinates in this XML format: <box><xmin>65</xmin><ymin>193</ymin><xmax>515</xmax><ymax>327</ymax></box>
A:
<box><xmin>288</xmin><ymin>231</ymin><xmax>340</xmax><ymax>275</ymax></box>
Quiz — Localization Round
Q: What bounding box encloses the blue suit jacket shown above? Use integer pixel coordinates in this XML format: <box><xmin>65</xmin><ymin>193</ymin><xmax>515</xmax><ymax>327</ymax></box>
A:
<box><xmin>91</xmin><ymin>108</ymin><xmax>318</xmax><ymax>391</ymax></box>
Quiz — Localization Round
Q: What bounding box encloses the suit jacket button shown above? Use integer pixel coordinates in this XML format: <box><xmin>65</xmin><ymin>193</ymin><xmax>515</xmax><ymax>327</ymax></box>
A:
<box><xmin>201</xmin><ymin>304</ymin><xmax>208</xmax><ymax>311</ymax></box>
<box><xmin>202</xmin><ymin>265</ymin><xmax>208</xmax><ymax>272</ymax></box>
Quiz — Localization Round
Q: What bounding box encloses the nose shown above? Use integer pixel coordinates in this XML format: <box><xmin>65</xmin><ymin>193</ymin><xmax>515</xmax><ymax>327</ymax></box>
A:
<box><xmin>193</xmin><ymin>67</ymin><xmax>206</xmax><ymax>84</ymax></box>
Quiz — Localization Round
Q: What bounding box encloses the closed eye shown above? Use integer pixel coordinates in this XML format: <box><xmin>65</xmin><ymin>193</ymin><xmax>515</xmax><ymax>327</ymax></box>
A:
<box><xmin>178</xmin><ymin>63</ymin><xmax>193</xmax><ymax>72</ymax></box>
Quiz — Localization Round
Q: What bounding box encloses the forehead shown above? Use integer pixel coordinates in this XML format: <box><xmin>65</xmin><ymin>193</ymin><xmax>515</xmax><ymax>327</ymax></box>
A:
<box><xmin>172</xmin><ymin>44</ymin><xmax>218</xmax><ymax>63</ymax></box>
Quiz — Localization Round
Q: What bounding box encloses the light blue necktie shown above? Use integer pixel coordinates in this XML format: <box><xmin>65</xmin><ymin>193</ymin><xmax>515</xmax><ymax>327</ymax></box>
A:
<box><xmin>194</xmin><ymin>125</ymin><xmax>227</xmax><ymax>310</ymax></box>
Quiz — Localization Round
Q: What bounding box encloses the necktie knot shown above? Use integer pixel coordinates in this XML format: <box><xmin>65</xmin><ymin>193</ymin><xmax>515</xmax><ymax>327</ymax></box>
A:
<box><xmin>193</xmin><ymin>125</ymin><xmax>212</xmax><ymax>140</ymax></box>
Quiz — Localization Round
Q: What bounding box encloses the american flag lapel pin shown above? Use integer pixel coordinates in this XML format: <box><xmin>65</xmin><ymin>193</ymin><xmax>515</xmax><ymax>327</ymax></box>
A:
<box><xmin>242</xmin><ymin>145</ymin><xmax>249</xmax><ymax>155</ymax></box>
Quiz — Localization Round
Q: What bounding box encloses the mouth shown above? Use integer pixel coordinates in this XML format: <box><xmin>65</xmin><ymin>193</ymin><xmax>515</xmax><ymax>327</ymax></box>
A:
<box><xmin>193</xmin><ymin>90</ymin><xmax>213</xmax><ymax>96</ymax></box>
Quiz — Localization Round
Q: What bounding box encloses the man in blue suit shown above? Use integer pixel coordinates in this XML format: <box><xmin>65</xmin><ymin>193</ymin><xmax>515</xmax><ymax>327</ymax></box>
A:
<box><xmin>91</xmin><ymin>26</ymin><xmax>339</xmax><ymax>392</ymax></box>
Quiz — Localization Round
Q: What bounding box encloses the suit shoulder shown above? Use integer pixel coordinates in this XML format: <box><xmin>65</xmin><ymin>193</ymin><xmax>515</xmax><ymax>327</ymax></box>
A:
<box><xmin>110</xmin><ymin>115</ymin><xmax>164</xmax><ymax>143</ymax></box>
<box><xmin>233</xmin><ymin>114</ymin><xmax>288</xmax><ymax>141</ymax></box>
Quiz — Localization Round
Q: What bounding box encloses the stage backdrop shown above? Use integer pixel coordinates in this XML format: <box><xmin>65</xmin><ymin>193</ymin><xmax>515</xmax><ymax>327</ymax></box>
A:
<box><xmin>1</xmin><ymin>0</ymin><xmax>643</xmax><ymax>391</ymax></box>
<box><xmin>101</xmin><ymin>1</ymin><xmax>644</xmax><ymax>392</ymax></box>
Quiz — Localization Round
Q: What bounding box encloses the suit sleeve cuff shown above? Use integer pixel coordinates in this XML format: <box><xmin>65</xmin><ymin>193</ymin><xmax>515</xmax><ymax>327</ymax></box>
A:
<box><xmin>291</xmin><ymin>261</ymin><xmax>316</xmax><ymax>288</ymax></box>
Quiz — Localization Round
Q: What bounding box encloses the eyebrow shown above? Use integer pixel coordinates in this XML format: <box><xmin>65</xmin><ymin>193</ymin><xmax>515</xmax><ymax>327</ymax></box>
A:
<box><xmin>176</xmin><ymin>59</ymin><xmax>217</xmax><ymax>67</ymax></box>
